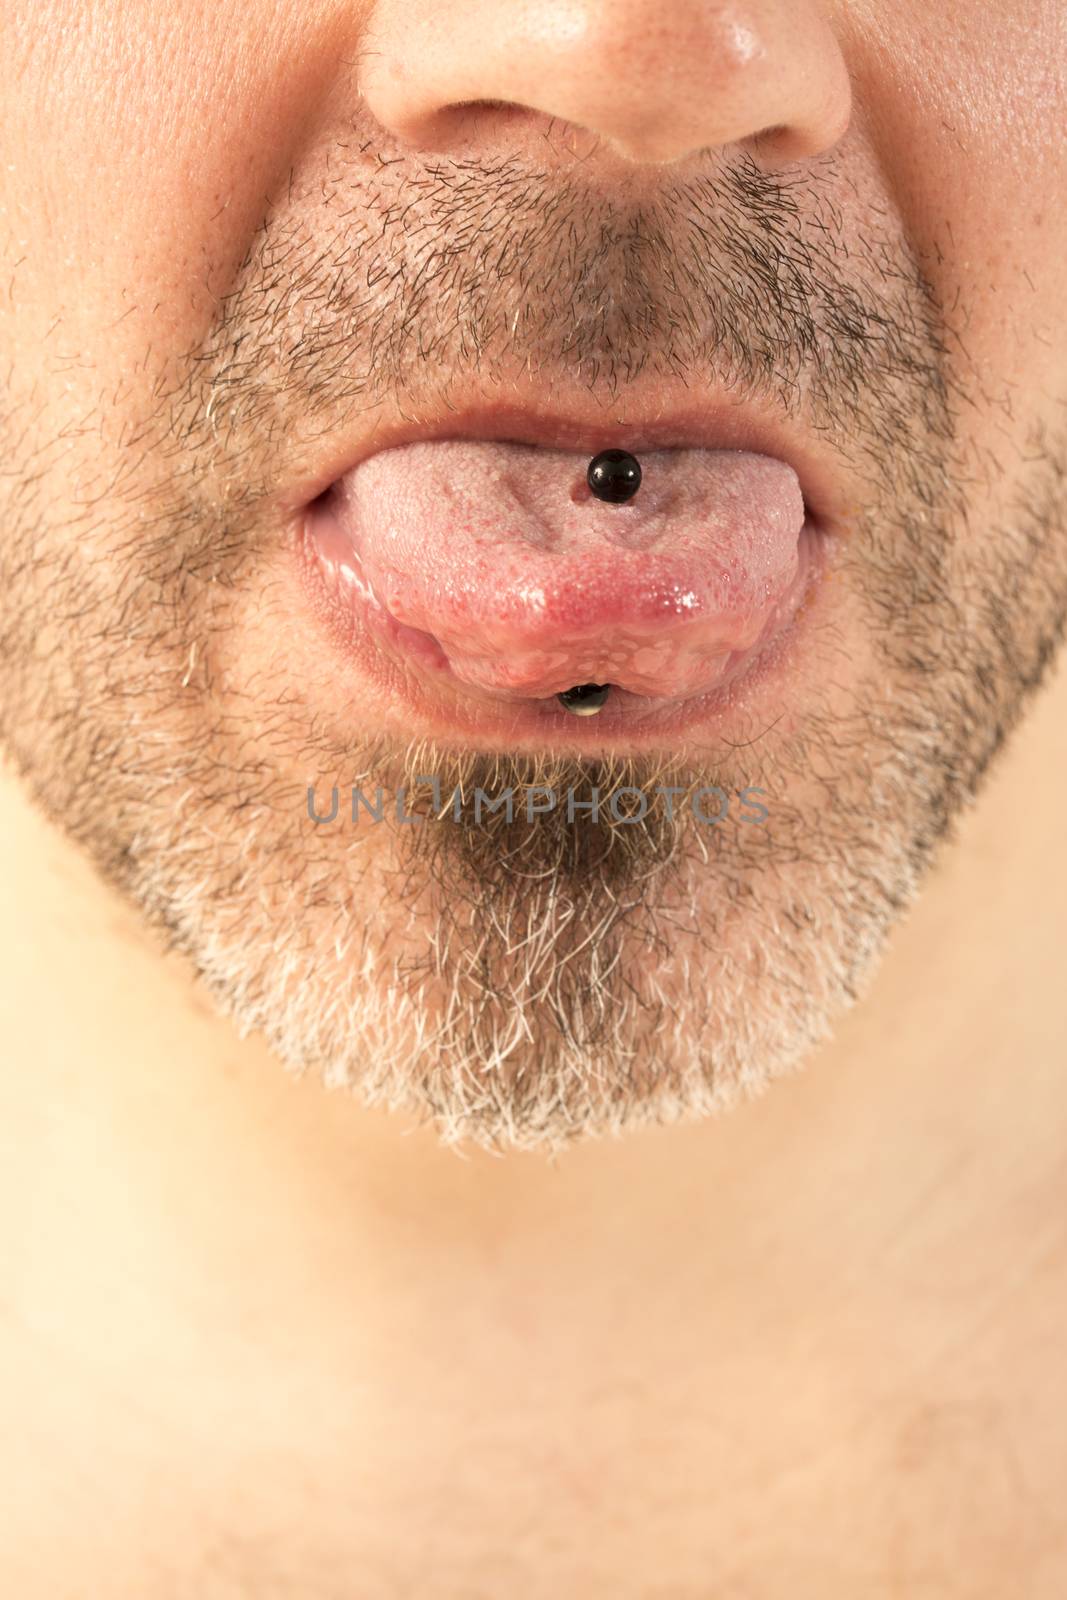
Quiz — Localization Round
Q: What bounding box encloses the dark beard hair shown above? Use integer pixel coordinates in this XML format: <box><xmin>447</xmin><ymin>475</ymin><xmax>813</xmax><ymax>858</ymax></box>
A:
<box><xmin>353</xmin><ymin>740</ymin><xmax>720</xmax><ymax>1057</ymax></box>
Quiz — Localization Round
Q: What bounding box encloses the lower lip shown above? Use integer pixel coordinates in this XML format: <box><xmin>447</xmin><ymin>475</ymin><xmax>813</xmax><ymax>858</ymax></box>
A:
<box><xmin>294</xmin><ymin>498</ymin><xmax>833</xmax><ymax>748</ymax></box>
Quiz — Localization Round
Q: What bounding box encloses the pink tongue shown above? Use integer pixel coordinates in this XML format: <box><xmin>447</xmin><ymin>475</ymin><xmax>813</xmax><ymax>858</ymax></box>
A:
<box><xmin>339</xmin><ymin>440</ymin><xmax>806</xmax><ymax>699</ymax></box>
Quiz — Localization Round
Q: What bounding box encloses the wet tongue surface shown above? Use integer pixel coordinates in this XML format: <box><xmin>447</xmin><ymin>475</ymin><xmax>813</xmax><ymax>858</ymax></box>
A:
<box><xmin>338</xmin><ymin>440</ymin><xmax>807</xmax><ymax>699</ymax></box>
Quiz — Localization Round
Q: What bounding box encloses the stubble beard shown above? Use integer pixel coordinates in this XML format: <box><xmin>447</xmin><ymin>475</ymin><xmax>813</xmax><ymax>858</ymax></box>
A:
<box><xmin>1</xmin><ymin>151</ymin><xmax>1065</xmax><ymax>1154</ymax></box>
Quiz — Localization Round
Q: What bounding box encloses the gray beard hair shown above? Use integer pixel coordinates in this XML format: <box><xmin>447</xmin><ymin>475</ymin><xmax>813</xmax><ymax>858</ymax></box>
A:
<box><xmin>2</xmin><ymin>148</ymin><xmax>1066</xmax><ymax>1154</ymax></box>
<box><xmin>2</xmin><ymin>434</ymin><xmax>1065</xmax><ymax>1155</ymax></box>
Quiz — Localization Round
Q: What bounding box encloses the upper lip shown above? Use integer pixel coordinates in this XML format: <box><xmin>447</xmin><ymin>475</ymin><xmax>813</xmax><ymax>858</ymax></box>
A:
<box><xmin>281</xmin><ymin>383</ymin><xmax>846</xmax><ymax>532</ymax></box>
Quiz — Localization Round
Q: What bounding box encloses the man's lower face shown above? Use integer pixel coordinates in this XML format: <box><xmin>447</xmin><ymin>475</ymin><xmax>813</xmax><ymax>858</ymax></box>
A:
<box><xmin>1</xmin><ymin>138</ymin><xmax>1065</xmax><ymax>1153</ymax></box>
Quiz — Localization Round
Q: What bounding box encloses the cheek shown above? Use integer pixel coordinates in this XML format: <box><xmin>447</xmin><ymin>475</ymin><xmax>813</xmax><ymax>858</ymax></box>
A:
<box><xmin>848</xmin><ymin>0</ymin><xmax>1066</xmax><ymax>435</ymax></box>
<box><xmin>935</xmin><ymin>8</ymin><xmax>1067</xmax><ymax>363</ymax></box>
<box><xmin>0</xmin><ymin>2</ymin><xmax>321</xmax><ymax>388</ymax></box>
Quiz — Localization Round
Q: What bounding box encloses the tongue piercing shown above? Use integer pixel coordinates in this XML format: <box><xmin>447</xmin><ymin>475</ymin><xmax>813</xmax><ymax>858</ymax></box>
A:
<box><xmin>556</xmin><ymin>458</ymin><xmax>638</xmax><ymax>710</ymax></box>
<box><xmin>557</xmin><ymin>682</ymin><xmax>611</xmax><ymax>715</ymax></box>
<box><xmin>587</xmin><ymin>449</ymin><xmax>641</xmax><ymax>503</ymax></box>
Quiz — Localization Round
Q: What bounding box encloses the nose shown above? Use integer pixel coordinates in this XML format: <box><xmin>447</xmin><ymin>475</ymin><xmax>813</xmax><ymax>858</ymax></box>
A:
<box><xmin>358</xmin><ymin>0</ymin><xmax>851</xmax><ymax>169</ymax></box>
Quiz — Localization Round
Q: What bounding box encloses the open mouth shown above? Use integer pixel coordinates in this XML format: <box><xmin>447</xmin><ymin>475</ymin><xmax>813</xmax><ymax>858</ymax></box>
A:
<box><xmin>294</xmin><ymin>421</ymin><xmax>835</xmax><ymax>745</ymax></box>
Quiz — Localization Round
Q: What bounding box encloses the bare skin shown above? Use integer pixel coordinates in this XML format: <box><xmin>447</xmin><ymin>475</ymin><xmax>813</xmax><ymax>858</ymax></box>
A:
<box><xmin>3</xmin><ymin>661</ymin><xmax>1065</xmax><ymax>1598</ymax></box>
<box><xmin>1</xmin><ymin>1</ymin><xmax>1065</xmax><ymax>1594</ymax></box>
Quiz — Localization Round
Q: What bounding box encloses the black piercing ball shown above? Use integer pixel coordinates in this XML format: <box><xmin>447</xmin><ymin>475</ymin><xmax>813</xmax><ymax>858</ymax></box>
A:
<box><xmin>587</xmin><ymin>449</ymin><xmax>641</xmax><ymax>504</ymax></box>
<box><xmin>557</xmin><ymin>682</ymin><xmax>611</xmax><ymax>716</ymax></box>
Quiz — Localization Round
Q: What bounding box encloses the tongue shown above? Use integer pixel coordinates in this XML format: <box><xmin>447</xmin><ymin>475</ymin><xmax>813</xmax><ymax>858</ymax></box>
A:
<box><xmin>337</xmin><ymin>440</ymin><xmax>807</xmax><ymax>699</ymax></box>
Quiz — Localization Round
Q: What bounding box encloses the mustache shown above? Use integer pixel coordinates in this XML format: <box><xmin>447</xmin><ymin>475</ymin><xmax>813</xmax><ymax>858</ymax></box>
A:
<box><xmin>183</xmin><ymin>145</ymin><xmax>953</xmax><ymax>503</ymax></box>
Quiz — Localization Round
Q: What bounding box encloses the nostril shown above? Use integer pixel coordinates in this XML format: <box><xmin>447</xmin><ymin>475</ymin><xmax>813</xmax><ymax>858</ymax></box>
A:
<box><xmin>455</xmin><ymin>98</ymin><xmax>516</xmax><ymax>112</ymax></box>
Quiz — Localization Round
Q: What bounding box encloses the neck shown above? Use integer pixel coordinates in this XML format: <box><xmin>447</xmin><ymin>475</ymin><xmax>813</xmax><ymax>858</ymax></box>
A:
<box><xmin>3</xmin><ymin>656</ymin><xmax>1065</xmax><ymax>1580</ymax></box>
